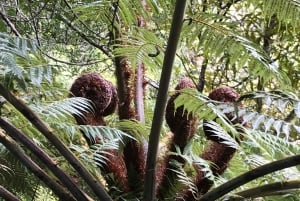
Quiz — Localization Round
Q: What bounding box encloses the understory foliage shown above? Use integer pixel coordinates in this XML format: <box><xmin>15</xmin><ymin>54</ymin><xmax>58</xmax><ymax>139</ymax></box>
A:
<box><xmin>0</xmin><ymin>0</ymin><xmax>299</xmax><ymax>201</ymax></box>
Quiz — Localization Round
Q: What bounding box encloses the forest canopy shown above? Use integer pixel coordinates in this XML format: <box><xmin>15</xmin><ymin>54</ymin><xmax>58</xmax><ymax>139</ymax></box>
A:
<box><xmin>0</xmin><ymin>0</ymin><xmax>299</xmax><ymax>200</ymax></box>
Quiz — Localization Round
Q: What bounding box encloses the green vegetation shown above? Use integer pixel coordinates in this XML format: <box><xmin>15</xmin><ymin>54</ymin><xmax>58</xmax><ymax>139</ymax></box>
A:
<box><xmin>0</xmin><ymin>0</ymin><xmax>299</xmax><ymax>200</ymax></box>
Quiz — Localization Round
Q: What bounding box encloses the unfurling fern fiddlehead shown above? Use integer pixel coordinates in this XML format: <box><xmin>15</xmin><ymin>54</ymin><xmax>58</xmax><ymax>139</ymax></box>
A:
<box><xmin>175</xmin><ymin>86</ymin><xmax>244</xmax><ymax>200</ymax></box>
<box><xmin>157</xmin><ymin>77</ymin><xmax>198</xmax><ymax>199</ymax></box>
<box><xmin>69</xmin><ymin>72</ymin><xmax>129</xmax><ymax>191</ymax></box>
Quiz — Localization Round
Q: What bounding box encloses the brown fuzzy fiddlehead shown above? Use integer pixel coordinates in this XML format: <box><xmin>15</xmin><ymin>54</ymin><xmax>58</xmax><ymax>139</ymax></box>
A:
<box><xmin>69</xmin><ymin>72</ymin><xmax>129</xmax><ymax>191</ymax></box>
<box><xmin>177</xmin><ymin>86</ymin><xmax>242</xmax><ymax>200</ymax></box>
<box><xmin>69</xmin><ymin>72</ymin><xmax>118</xmax><ymax>125</ymax></box>
<box><xmin>157</xmin><ymin>77</ymin><xmax>198</xmax><ymax>199</ymax></box>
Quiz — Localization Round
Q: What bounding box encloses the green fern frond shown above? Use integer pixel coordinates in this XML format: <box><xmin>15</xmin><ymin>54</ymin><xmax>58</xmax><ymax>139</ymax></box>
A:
<box><xmin>181</xmin><ymin>16</ymin><xmax>287</xmax><ymax>85</ymax></box>
<box><xmin>203</xmin><ymin>121</ymin><xmax>240</xmax><ymax>149</ymax></box>
<box><xmin>251</xmin><ymin>0</ymin><xmax>300</xmax><ymax>28</ymax></box>
<box><xmin>55</xmin><ymin>123</ymin><xmax>135</xmax><ymax>144</ymax></box>
<box><xmin>174</xmin><ymin>88</ymin><xmax>240</xmax><ymax>137</ymax></box>
<box><xmin>80</xmin><ymin>124</ymin><xmax>135</xmax><ymax>144</ymax></box>
<box><xmin>70</xmin><ymin>138</ymin><xmax>120</xmax><ymax>168</ymax></box>
<box><xmin>169</xmin><ymin>164</ymin><xmax>199</xmax><ymax>199</ymax></box>
<box><xmin>70</xmin><ymin>1</ymin><xmax>112</xmax><ymax>22</ymax></box>
<box><xmin>0</xmin><ymin>33</ymin><xmax>37</xmax><ymax>57</ymax></box>
<box><xmin>245</xmin><ymin>130</ymin><xmax>299</xmax><ymax>159</ymax></box>
<box><xmin>113</xmin><ymin>28</ymin><xmax>164</xmax><ymax>70</ymax></box>
<box><xmin>33</xmin><ymin>97</ymin><xmax>94</xmax><ymax>120</ymax></box>
<box><xmin>0</xmin><ymin>33</ymin><xmax>53</xmax><ymax>90</ymax></box>
<box><xmin>115</xmin><ymin>119</ymin><xmax>149</xmax><ymax>142</ymax></box>
<box><xmin>91</xmin><ymin>140</ymin><xmax>120</xmax><ymax>167</ymax></box>
<box><xmin>237</xmin><ymin>91</ymin><xmax>300</xmax><ymax>138</ymax></box>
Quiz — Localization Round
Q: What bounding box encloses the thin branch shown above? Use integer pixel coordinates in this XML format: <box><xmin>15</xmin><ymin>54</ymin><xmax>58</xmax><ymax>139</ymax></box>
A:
<box><xmin>199</xmin><ymin>154</ymin><xmax>300</xmax><ymax>201</ymax></box>
<box><xmin>40</xmin><ymin>48</ymin><xmax>110</xmax><ymax>66</ymax></box>
<box><xmin>0</xmin><ymin>117</ymin><xmax>93</xmax><ymax>201</ymax></box>
<box><xmin>0</xmin><ymin>130</ymin><xmax>76</xmax><ymax>201</ymax></box>
<box><xmin>62</xmin><ymin>0</ymin><xmax>103</xmax><ymax>40</ymax></box>
<box><xmin>0</xmin><ymin>83</ymin><xmax>113</xmax><ymax>201</ymax></box>
<box><xmin>0</xmin><ymin>185</ymin><xmax>21</xmax><ymax>201</ymax></box>
<box><xmin>58</xmin><ymin>14</ymin><xmax>111</xmax><ymax>57</ymax></box>
<box><xmin>143</xmin><ymin>1</ymin><xmax>187</xmax><ymax>200</ymax></box>
<box><xmin>235</xmin><ymin>179</ymin><xmax>300</xmax><ymax>199</ymax></box>
<box><xmin>0</xmin><ymin>7</ymin><xmax>21</xmax><ymax>37</ymax></box>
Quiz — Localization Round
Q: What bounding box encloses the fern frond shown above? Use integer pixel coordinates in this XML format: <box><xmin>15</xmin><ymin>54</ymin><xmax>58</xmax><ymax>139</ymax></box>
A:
<box><xmin>0</xmin><ymin>33</ymin><xmax>37</xmax><ymax>58</ymax></box>
<box><xmin>33</xmin><ymin>97</ymin><xmax>94</xmax><ymax>120</ymax></box>
<box><xmin>113</xmin><ymin>28</ymin><xmax>164</xmax><ymax>70</ymax></box>
<box><xmin>203</xmin><ymin>121</ymin><xmax>240</xmax><ymax>149</ymax></box>
<box><xmin>169</xmin><ymin>163</ymin><xmax>198</xmax><ymax>199</ymax></box>
<box><xmin>181</xmin><ymin>16</ymin><xmax>286</xmax><ymax>85</ymax></box>
<box><xmin>251</xmin><ymin>0</ymin><xmax>300</xmax><ymax>28</ymax></box>
<box><xmin>237</xmin><ymin>91</ymin><xmax>300</xmax><ymax>139</ymax></box>
<box><xmin>54</xmin><ymin>123</ymin><xmax>135</xmax><ymax>145</ymax></box>
<box><xmin>115</xmin><ymin>119</ymin><xmax>149</xmax><ymax>142</ymax></box>
<box><xmin>245</xmin><ymin>130</ymin><xmax>299</xmax><ymax>159</ymax></box>
<box><xmin>174</xmin><ymin>88</ymin><xmax>240</xmax><ymax>137</ymax></box>
<box><xmin>0</xmin><ymin>33</ymin><xmax>53</xmax><ymax>90</ymax></box>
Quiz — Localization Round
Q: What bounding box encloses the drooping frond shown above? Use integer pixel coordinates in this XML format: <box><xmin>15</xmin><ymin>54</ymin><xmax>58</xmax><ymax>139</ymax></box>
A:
<box><xmin>245</xmin><ymin>130</ymin><xmax>299</xmax><ymax>160</ymax></box>
<box><xmin>169</xmin><ymin>164</ymin><xmax>198</xmax><ymax>200</ymax></box>
<box><xmin>113</xmin><ymin>28</ymin><xmax>164</xmax><ymax>71</ymax></box>
<box><xmin>249</xmin><ymin>0</ymin><xmax>300</xmax><ymax>28</ymax></box>
<box><xmin>237</xmin><ymin>91</ymin><xmax>300</xmax><ymax>139</ymax></box>
<box><xmin>0</xmin><ymin>33</ymin><xmax>37</xmax><ymax>58</ymax></box>
<box><xmin>54</xmin><ymin>123</ymin><xmax>135</xmax><ymax>144</ymax></box>
<box><xmin>32</xmin><ymin>97</ymin><xmax>94</xmax><ymax>120</ymax></box>
<box><xmin>203</xmin><ymin>121</ymin><xmax>240</xmax><ymax>149</ymax></box>
<box><xmin>181</xmin><ymin>14</ymin><xmax>287</xmax><ymax>86</ymax></box>
<box><xmin>0</xmin><ymin>33</ymin><xmax>52</xmax><ymax>89</ymax></box>
<box><xmin>115</xmin><ymin>119</ymin><xmax>149</xmax><ymax>142</ymax></box>
<box><xmin>174</xmin><ymin>88</ymin><xmax>300</xmax><ymax>140</ymax></box>
<box><xmin>71</xmin><ymin>139</ymin><xmax>120</xmax><ymax>168</ymax></box>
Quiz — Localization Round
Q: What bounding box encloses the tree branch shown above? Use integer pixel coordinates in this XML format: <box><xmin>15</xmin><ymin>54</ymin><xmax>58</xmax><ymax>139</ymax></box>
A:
<box><xmin>143</xmin><ymin>0</ymin><xmax>187</xmax><ymax>200</ymax></box>
<box><xmin>199</xmin><ymin>154</ymin><xmax>300</xmax><ymax>201</ymax></box>
<box><xmin>0</xmin><ymin>185</ymin><xmax>21</xmax><ymax>201</ymax></box>
<box><xmin>58</xmin><ymin>14</ymin><xmax>111</xmax><ymax>57</ymax></box>
<box><xmin>0</xmin><ymin>83</ymin><xmax>113</xmax><ymax>201</ymax></box>
<box><xmin>0</xmin><ymin>117</ymin><xmax>93</xmax><ymax>201</ymax></box>
<box><xmin>0</xmin><ymin>131</ymin><xmax>76</xmax><ymax>201</ymax></box>
<box><xmin>0</xmin><ymin>7</ymin><xmax>21</xmax><ymax>37</ymax></box>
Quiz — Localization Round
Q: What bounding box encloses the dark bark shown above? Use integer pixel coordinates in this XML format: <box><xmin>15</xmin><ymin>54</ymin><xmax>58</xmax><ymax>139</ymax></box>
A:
<box><xmin>143</xmin><ymin>1</ymin><xmax>187</xmax><ymax>200</ymax></box>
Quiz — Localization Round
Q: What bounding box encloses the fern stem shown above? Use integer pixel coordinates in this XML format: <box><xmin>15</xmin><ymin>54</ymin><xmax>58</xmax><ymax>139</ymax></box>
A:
<box><xmin>235</xmin><ymin>179</ymin><xmax>300</xmax><ymax>199</ymax></box>
<box><xmin>0</xmin><ymin>131</ymin><xmax>76</xmax><ymax>201</ymax></box>
<box><xmin>0</xmin><ymin>185</ymin><xmax>21</xmax><ymax>201</ymax></box>
<box><xmin>143</xmin><ymin>0</ymin><xmax>187</xmax><ymax>200</ymax></box>
<box><xmin>199</xmin><ymin>154</ymin><xmax>300</xmax><ymax>201</ymax></box>
<box><xmin>0</xmin><ymin>117</ymin><xmax>93</xmax><ymax>201</ymax></box>
<box><xmin>0</xmin><ymin>83</ymin><xmax>113</xmax><ymax>201</ymax></box>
